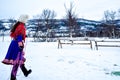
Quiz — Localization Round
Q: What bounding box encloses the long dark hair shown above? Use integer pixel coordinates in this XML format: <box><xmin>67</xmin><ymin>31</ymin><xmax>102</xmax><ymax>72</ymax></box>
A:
<box><xmin>10</xmin><ymin>21</ymin><xmax>21</xmax><ymax>33</ymax></box>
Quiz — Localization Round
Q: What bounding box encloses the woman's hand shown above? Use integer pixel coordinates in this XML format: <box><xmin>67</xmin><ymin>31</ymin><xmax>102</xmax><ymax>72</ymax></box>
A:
<box><xmin>18</xmin><ymin>42</ymin><xmax>23</xmax><ymax>46</ymax></box>
<box><xmin>18</xmin><ymin>42</ymin><xmax>24</xmax><ymax>51</ymax></box>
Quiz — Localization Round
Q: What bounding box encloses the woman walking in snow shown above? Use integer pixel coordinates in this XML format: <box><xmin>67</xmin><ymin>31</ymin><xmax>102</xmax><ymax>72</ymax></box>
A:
<box><xmin>2</xmin><ymin>15</ymin><xmax>32</xmax><ymax>80</ymax></box>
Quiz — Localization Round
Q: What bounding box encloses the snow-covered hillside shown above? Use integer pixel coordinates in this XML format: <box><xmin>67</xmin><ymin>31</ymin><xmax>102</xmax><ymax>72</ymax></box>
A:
<box><xmin>0</xmin><ymin>36</ymin><xmax>120</xmax><ymax>80</ymax></box>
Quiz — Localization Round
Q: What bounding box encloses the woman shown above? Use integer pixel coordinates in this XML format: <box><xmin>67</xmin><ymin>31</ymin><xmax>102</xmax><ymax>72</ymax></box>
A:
<box><xmin>2</xmin><ymin>15</ymin><xmax>32</xmax><ymax>80</ymax></box>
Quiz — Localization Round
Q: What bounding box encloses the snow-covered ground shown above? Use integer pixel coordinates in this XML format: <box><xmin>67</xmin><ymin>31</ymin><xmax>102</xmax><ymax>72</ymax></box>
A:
<box><xmin>0</xmin><ymin>36</ymin><xmax>120</xmax><ymax>80</ymax></box>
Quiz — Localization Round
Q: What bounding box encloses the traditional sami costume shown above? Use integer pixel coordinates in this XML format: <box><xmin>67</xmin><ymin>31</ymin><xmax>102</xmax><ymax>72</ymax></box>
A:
<box><xmin>2</xmin><ymin>22</ymin><xmax>26</xmax><ymax>65</ymax></box>
<box><xmin>2</xmin><ymin>21</ymin><xmax>31</xmax><ymax>80</ymax></box>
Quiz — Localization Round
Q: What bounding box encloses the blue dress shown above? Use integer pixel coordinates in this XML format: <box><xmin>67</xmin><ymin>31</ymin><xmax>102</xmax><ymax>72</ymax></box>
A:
<box><xmin>2</xmin><ymin>35</ymin><xmax>25</xmax><ymax>65</ymax></box>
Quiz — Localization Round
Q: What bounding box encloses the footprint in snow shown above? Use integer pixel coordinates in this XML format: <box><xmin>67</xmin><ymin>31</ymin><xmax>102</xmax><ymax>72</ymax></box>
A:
<box><xmin>68</xmin><ymin>61</ymin><xmax>75</xmax><ymax>64</ymax></box>
<box><xmin>57</xmin><ymin>59</ymin><xmax>64</xmax><ymax>62</ymax></box>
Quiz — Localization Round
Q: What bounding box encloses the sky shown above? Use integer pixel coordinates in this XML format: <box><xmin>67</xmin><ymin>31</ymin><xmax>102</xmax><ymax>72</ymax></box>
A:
<box><xmin>0</xmin><ymin>0</ymin><xmax>120</xmax><ymax>20</ymax></box>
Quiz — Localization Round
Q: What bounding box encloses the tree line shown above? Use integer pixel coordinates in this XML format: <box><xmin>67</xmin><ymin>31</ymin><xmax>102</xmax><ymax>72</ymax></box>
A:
<box><xmin>0</xmin><ymin>2</ymin><xmax>120</xmax><ymax>42</ymax></box>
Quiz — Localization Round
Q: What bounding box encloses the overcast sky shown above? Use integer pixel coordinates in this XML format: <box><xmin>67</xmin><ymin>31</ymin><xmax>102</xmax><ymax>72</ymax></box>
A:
<box><xmin>0</xmin><ymin>0</ymin><xmax>120</xmax><ymax>20</ymax></box>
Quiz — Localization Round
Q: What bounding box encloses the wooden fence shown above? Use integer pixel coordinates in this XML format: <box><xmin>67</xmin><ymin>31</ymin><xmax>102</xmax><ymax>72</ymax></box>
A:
<box><xmin>57</xmin><ymin>38</ymin><xmax>93</xmax><ymax>49</ymax></box>
<box><xmin>95</xmin><ymin>40</ymin><xmax>120</xmax><ymax>50</ymax></box>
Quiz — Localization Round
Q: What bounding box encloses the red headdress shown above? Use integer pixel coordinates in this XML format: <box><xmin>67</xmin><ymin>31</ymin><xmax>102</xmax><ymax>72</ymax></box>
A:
<box><xmin>10</xmin><ymin>22</ymin><xmax>26</xmax><ymax>41</ymax></box>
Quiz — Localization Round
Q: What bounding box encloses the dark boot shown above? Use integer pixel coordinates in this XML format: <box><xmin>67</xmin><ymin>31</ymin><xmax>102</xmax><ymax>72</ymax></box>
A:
<box><xmin>10</xmin><ymin>74</ymin><xmax>16</xmax><ymax>80</ymax></box>
<box><xmin>20</xmin><ymin>64</ymin><xmax>32</xmax><ymax>77</ymax></box>
<box><xmin>26</xmin><ymin>69</ymin><xmax>32</xmax><ymax>77</ymax></box>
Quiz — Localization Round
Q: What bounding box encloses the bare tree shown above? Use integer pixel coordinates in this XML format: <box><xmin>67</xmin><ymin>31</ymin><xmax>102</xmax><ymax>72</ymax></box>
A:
<box><xmin>33</xmin><ymin>9</ymin><xmax>56</xmax><ymax>42</ymax></box>
<box><xmin>103</xmin><ymin>10</ymin><xmax>116</xmax><ymax>38</ymax></box>
<box><xmin>41</xmin><ymin>9</ymin><xmax>56</xmax><ymax>29</ymax></box>
<box><xmin>32</xmin><ymin>15</ymin><xmax>44</xmax><ymax>41</ymax></box>
<box><xmin>41</xmin><ymin>9</ymin><xmax>56</xmax><ymax>41</ymax></box>
<box><xmin>64</xmin><ymin>2</ymin><xmax>78</xmax><ymax>38</ymax></box>
<box><xmin>117</xmin><ymin>8</ymin><xmax>120</xmax><ymax>19</ymax></box>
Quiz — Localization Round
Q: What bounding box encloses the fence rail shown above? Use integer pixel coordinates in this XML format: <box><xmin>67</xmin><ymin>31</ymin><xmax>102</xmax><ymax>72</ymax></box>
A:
<box><xmin>57</xmin><ymin>38</ymin><xmax>93</xmax><ymax>49</ymax></box>
<box><xmin>95</xmin><ymin>40</ymin><xmax>120</xmax><ymax>50</ymax></box>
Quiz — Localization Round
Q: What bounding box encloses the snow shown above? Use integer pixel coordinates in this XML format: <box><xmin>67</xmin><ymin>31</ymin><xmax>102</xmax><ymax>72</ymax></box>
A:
<box><xmin>0</xmin><ymin>36</ymin><xmax>120</xmax><ymax>80</ymax></box>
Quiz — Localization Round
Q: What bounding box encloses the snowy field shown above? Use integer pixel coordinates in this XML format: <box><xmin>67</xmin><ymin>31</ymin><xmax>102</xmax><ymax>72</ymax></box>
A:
<box><xmin>0</xmin><ymin>36</ymin><xmax>120</xmax><ymax>80</ymax></box>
